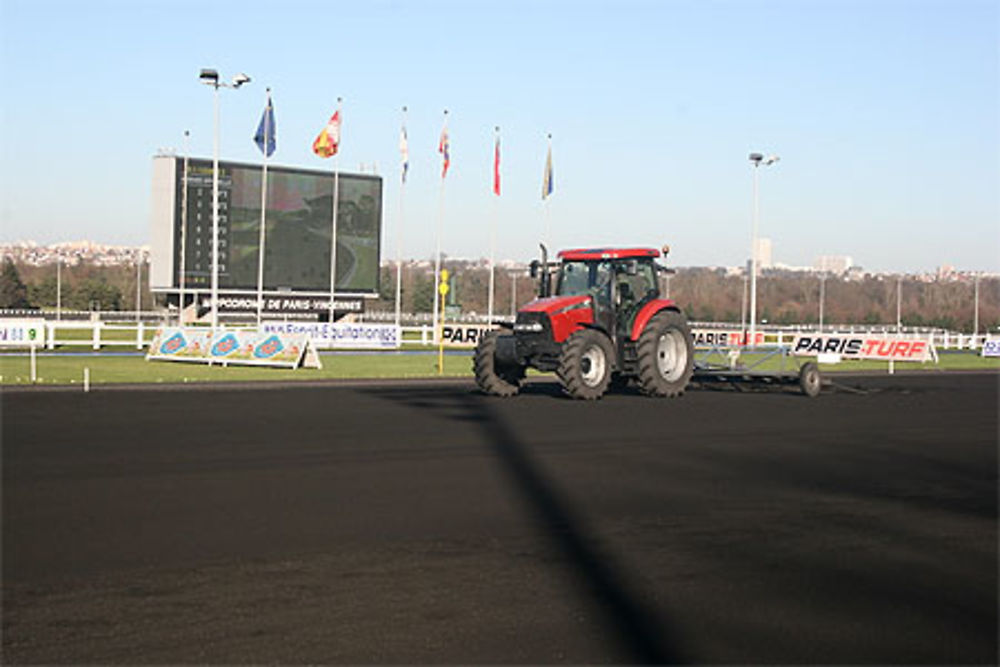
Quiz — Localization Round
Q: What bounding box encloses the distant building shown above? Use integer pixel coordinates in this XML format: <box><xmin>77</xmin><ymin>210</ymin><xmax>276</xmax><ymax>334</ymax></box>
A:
<box><xmin>815</xmin><ymin>255</ymin><xmax>853</xmax><ymax>274</ymax></box>
<box><xmin>754</xmin><ymin>238</ymin><xmax>773</xmax><ymax>269</ymax></box>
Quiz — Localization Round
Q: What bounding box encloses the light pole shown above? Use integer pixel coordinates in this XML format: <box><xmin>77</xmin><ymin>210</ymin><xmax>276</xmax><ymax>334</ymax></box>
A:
<box><xmin>510</xmin><ymin>272</ymin><xmax>517</xmax><ymax>317</ymax></box>
<box><xmin>748</xmin><ymin>152</ymin><xmax>778</xmax><ymax>345</ymax></box>
<box><xmin>973</xmin><ymin>273</ymin><xmax>981</xmax><ymax>339</ymax></box>
<box><xmin>200</xmin><ymin>68</ymin><xmax>250</xmax><ymax>330</ymax></box>
<box><xmin>135</xmin><ymin>253</ymin><xmax>142</xmax><ymax>324</ymax></box>
<box><xmin>896</xmin><ymin>276</ymin><xmax>902</xmax><ymax>331</ymax></box>
<box><xmin>818</xmin><ymin>272</ymin><xmax>827</xmax><ymax>329</ymax></box>
<box><xmin>56</xmin><ymin>258</ymin><xmax>61</xmax><ymax>321</ymax></box>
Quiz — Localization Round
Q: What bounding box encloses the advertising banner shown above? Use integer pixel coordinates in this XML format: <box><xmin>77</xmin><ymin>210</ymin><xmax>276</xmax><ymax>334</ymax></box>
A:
<box><xmin>981</xmin><ymin>339</ymin><xmax>1000</xmax><ymax>358</ymax></box>
<box><xmin>147</xmin><ymin>328</ymin><xmax>320</xmax><ymax>369</ymax></box>
<box><xmin>0</xmin><ymin>319</ymin><xmax>45</xmax><ymax>347</ymax></box>
<box><xmin>262</xmin><ymin>321</ymin><xmax>400</xmax><ymax>349</ymax></box>
<box><xmin>690</xmin><ymin>329</ymin><xmax>765</xmax><ymax>348</ymax></box>
<box><xmin>149</xmin><ymin>327</ymin><xmax>213</xmax><ymax>361</ymax></box>
<box><xmin>791</xmin><ymin>334</ymin><xmax>936</xmax><ymax>363</ymax></box>
<box><xmin>441</xmin><ymin>324</ymin><xmax>494</xmax><ymax>347</ymax></box>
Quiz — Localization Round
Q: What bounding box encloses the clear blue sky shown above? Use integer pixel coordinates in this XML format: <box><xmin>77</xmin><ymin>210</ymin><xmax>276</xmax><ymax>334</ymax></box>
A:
<box><xmin>2</xmin><ymin>0</ymin><xmax>997</xmax><ymax>272</ymax></box>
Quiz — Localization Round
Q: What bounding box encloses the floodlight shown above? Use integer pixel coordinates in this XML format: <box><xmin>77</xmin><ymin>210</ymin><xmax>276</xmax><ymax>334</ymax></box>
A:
<box><xmin>199</xmin><ymin>68</ymin><xmax>219</xmax><ymax>85</ymax></box>
<box><xmin>749</xmin><ymin>152</ymin><xmax>764</xmax><ymax>163</ymax></box>
<box><xmin>232</xmin><ymin>73</ymin><xmax>251</xmax><ymax>88</ymax></box>
<box><xmin>764</xmin><ymin>155</ymin><xmax>780</xmax><ymax>166</ymax></box>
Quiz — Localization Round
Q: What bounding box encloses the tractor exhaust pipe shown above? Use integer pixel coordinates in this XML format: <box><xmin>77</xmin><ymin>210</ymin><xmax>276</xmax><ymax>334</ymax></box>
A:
<box><xmin>529</xmin><ymin>244</ymin><xmax>553</xmax><ymax>298</ymax></box>
<box><xmin>539</xmin><ymin>243</ymin><xmax>551</xmax><ymax>297</ymax></box>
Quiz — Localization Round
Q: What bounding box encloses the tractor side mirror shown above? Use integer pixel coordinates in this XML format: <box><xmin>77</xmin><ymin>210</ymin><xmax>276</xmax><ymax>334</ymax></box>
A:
<box><xmin>529</xmin><ymin>260</ymin><xmax>540</xmax><ymax>278</ymax></box>
<box><xmin>655</xmin><ymin>263</ymin><xmax>676</xmax><ymax>275</ymax></box>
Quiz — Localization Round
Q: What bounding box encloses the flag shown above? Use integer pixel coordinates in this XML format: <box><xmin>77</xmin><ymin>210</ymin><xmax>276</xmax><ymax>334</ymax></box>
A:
<box><xmin>438</xmin><ymin>123</ymin><xmax>450</xmax><ymax>178</ymax></box>
<box><xmin>542</xmin><ymin>143</ymin><xmax>554</xmax><ymax>200</ymax></box>
<box><xmin>493</xmin><ymin>135</ymin><xmax>501</xmax><ymax>196</ymax></box>
<box><xmin>399</xmin><ymin>124</ymin><xmax>409</xmax><ymax>184</ymax></box>
<box><xmin>253</xmin><ymin>94</ymin><xmax>276</xmax><ymax>157</ymax></box>
<box><xmin>313</xmin><ymin>109</ymin><xmax>341</xmax><ymax>158</ymax></box>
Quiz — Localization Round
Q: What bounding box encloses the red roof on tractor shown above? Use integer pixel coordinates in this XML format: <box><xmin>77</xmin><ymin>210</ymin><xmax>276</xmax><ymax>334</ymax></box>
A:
<box><xmin>557</xmin><ymin>247</ymin><xmax>661</xmax><ymax>261</ymax></box>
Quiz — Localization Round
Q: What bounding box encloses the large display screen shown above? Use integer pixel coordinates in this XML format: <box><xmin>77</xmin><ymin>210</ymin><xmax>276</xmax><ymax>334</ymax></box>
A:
<box><xmin>154</xmin><ymin>156</ymin><xmax>382</xmax><ymax>296</ymax></box>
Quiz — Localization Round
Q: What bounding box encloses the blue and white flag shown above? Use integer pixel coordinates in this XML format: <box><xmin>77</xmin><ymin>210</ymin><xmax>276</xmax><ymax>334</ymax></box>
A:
<box><xmin>254</xmin><ymin>94</ymin><xmax>276</xmax><ymax>158</ymax></box>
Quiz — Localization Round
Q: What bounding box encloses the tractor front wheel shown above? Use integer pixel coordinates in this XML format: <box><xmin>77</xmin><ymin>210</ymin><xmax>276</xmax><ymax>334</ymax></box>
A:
<box><xmin>636</xmin><ymin>310</ymin><xmax>694</xmax><ymax>397</ymax></box>
<box><xmin>474</xmin><ymin>331</ymin><xmax>525</xmax><ymax>397</ymax></box>
<box><xmin>557</xmin><ymin>329</ymin><xmax>614</xmax><ymax>400</ymax></box>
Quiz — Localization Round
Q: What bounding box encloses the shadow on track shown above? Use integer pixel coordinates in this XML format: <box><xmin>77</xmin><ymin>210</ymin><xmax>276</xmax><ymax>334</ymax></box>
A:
<box><xmin>364</xmin><ymin>385</ymin><xmax>685</xmax><ymax>664</ymax></box>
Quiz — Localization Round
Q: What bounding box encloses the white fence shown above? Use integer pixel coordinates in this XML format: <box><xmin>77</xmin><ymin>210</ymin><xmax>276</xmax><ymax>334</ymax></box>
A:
<box><xmin>12</xmin><ymin>318</ymin><xmax>995</xmax><ymax>352</ymax></box>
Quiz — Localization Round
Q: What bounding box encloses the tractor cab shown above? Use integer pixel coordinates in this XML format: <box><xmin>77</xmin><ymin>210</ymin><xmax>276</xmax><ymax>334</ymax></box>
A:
<box><xmin>552</xmin><ymin>251</ymin><xmax>662</xmax><ymax>344</ymax></box>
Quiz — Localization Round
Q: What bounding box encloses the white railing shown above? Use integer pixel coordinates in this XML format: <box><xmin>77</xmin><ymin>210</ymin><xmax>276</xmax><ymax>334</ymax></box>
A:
<box><xmin>44</xmin><ymin>321</ymin><xmax>156</xmax><ymax>350</ymax></box>
<box><xmin>1</xmin><ymin>314</ymin><xmax>994</xmax><ymax>352</ymax></box>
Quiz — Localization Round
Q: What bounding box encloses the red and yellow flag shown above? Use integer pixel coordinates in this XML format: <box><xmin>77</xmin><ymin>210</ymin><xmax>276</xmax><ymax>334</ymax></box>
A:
<box><xmin>313</xmin><ymin>110</ymin><xmax>341</xmax><ymax>158</ymax></box>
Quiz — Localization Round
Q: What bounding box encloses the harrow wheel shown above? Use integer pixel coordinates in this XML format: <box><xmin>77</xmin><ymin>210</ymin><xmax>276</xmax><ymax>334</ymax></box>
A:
<box><xmin>798</xmin><ymin>361</ymin><xmax>822</xmax><ymax>398</ymax></box>
<box><xmin>558</xmin><ymin>329</ymin><xmax>614</xmax><ymax>400</ymax></box>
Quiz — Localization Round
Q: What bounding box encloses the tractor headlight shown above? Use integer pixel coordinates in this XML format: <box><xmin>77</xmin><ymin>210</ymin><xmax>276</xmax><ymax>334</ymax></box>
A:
<box><xmin>514</xmin><ymin>312</ymin><xmax>548</xmax><ymax>334</ymax></box>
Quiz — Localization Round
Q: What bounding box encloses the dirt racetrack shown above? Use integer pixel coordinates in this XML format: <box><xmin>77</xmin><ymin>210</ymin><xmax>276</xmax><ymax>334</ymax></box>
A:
<box><xmin>2</xmin><ymin>372</ymin><xmax>997</xmax><ymax>664</ymax></box>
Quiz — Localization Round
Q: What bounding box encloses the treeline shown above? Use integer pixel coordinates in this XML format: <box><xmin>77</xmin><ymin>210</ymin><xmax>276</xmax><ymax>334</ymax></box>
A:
<box><xmin>1</xmin><ymin>258</ymin><xmax>151</xmax><ymax>312</ymax></box>
<box><xmin>3</xmin><ymin>258</ymin><xmax>996</xmax><ymax>333</ymax></box>
<box><xmin>372</xmin><ymin>264</ymin><xmax>1000</xmax><ymax>333</ymax></box>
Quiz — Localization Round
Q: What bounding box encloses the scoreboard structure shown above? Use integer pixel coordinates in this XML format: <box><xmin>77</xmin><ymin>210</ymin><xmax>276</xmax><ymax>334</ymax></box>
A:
<box><xmin>149</xmin><ymin>155</ymin><xmax>382</xmax><ymax>318</ymax></box>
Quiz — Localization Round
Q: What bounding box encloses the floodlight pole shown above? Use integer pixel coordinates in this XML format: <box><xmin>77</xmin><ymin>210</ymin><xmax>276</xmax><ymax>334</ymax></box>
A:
<box><xmin>748</xmin><ymin>152</ymin><xmax>778</xmax><ymax>346</ymax></box>
<box><xmin>211</xmin><ymin>83</ymin><xmax>221</xmax><ymax>330</ymax></box>
<box><xmin>201</xmin><ymin>69</ymin><xmax>249</xmax><ymax>331</ymax></box>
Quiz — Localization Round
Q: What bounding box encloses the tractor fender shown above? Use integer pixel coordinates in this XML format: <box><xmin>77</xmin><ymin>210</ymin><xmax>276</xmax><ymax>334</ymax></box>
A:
<box><xmin>630</xmin><ymin>299</ymin><xmax>681</xmax><ymax>341</ymax></box>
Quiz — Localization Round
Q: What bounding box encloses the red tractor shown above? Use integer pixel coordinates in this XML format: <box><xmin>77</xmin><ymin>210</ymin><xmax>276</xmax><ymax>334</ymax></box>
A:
<box><xmin>474</xmin><ymin>245</ymin><xmax>694</xmax><ymax>399</ymax></box>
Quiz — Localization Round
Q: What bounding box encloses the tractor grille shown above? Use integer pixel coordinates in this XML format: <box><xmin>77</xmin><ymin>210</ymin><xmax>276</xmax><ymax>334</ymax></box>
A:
<box><xmin>513</xmin><ymin>311</ymin><xmax>561</xmax><ymax>370</ymax></box>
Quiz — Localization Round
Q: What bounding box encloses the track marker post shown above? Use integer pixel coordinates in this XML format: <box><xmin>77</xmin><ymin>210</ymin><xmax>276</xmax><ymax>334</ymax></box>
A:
<box><xmin>437</xmin><ymin>269</ymin><xmax>450</xmax><ymax>375</ymax></box>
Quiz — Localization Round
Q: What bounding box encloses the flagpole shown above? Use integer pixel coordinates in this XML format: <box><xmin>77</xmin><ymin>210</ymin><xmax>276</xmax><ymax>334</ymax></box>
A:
<box><xmin>256</xmin><ymin>89</ymin><xmax>272</xmax><ymax>328</ymax></box>
<box><xmin>488</xmin><ymin>126</ymin><xmax>499</xmax><ymax>324</ymax></box>
<box><xmin>543</xmin><ymin>133</ymin><xmax>552</xmax><ymax>247</ymax></box>
<box><xmin>434</xmin><ymin>176</ymin><xmax>444</xmax><ymax>342</ymax></box>
<box><xmin>395</xmin><ymin>106</ymin><xmax>407</xmax><ymax>329</ymax></box>
<box><xmin>433</xmin><ymin>109</ymin><xmax>448</xmax><ymax>342</ymax></box>
<box><xmin>328</xmin><ymin>97</ymin><xmax>342</xmax><ymax>324</ymax></box>
<box><xmin>179</xmin><ymin>130</ymin><xmax>190</xmax><ymax>325</ymax></box>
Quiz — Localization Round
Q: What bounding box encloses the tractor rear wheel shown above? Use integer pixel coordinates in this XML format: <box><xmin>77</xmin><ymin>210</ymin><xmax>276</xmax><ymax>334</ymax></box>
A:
<box><xmin>557</xmin><ymin>329</ymin><xmax>614</xmax><ymax>400</ymax></box>
<box><xmin>474</xmin><ymin>331</ymin><xmax>525</xmax><ymax>397</ymax></box>
<box><xmin>636</xmin><ymin>310</ymin><xmax>694</xmax><ymax>397</ymax></box>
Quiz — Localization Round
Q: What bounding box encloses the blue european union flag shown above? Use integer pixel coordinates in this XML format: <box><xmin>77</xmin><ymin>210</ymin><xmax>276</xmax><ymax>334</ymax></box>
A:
<box><xmin>254</xmin><ymin>96</ymin><xmax>276</xmax><ymax>158</ymax></box>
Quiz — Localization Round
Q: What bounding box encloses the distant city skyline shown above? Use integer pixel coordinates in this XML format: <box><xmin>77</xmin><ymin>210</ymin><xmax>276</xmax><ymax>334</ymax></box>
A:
<box><xmin>4</xmin><ymin>238</ymin><xmax>996</xmax><ymax>280</ymax></box>
<box><xmin>1</xmin><ymin>1</ymin><xmax>997</xmax><ymax>274</ymax></box>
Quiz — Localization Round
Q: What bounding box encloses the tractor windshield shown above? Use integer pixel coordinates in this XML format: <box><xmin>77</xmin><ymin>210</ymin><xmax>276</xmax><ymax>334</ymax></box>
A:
<box><xmin>556</xmin><ymin>261</ymin><xmax>613</xmax><ymax>297</ymax></box>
